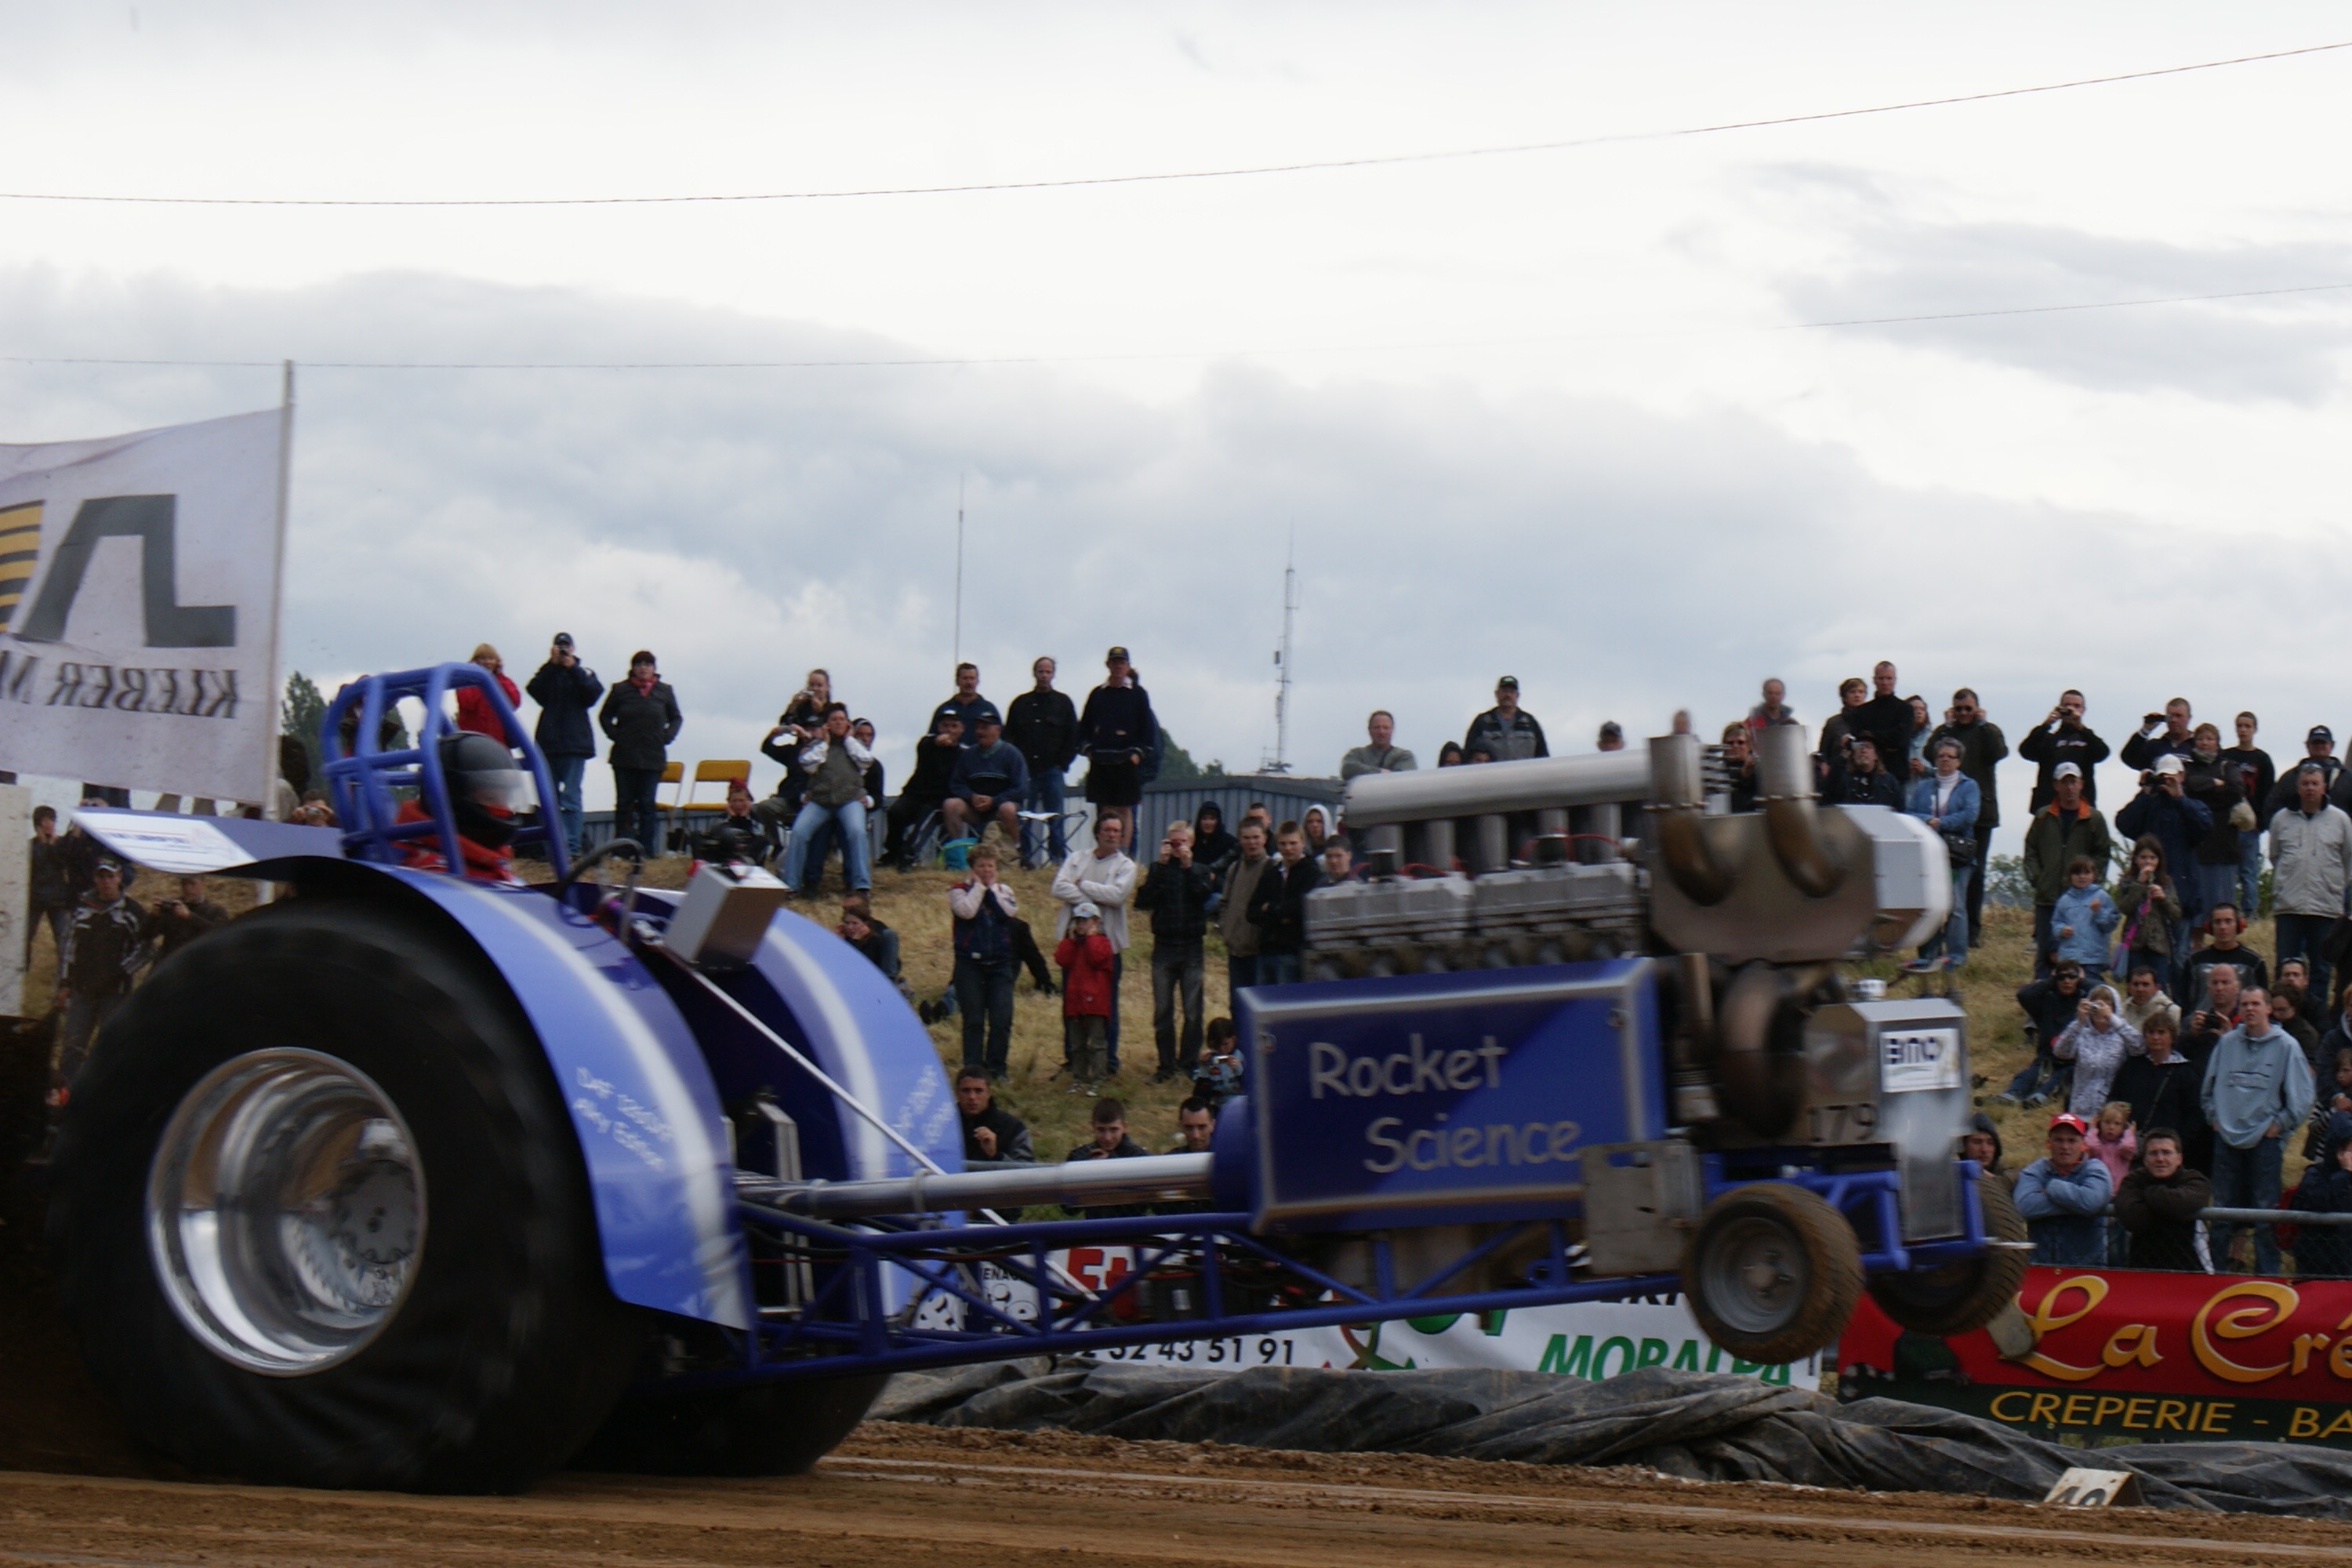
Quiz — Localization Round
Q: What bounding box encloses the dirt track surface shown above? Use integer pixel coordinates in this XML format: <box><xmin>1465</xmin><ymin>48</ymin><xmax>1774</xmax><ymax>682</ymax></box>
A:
<box><xmin>3</xmin><ymin>1424</ymin><xmax>2351</xmax><ymax>1568</ymax></box>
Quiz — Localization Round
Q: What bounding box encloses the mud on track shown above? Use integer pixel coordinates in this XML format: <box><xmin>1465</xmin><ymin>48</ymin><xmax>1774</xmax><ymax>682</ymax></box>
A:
<box><xmin>2</xmin><ymin>1424</ymin><xmax>2349</xmax><ymax>1568</ymax></box>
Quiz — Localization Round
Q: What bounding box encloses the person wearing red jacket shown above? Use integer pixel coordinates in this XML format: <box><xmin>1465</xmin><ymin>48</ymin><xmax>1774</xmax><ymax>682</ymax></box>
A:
<box><xmin>455</xmin><ymin>643</ymin><xmax>522</xmax><ymax>739</ymax></box>
<box><xmin>1055</xmin><ymin>900</ymin><xmax>1116</xmax><ymax>1095</ymax></box>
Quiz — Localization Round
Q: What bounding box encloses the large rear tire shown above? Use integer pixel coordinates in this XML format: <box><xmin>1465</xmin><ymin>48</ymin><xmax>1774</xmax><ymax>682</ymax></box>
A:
<box><xmin>1864</xmin><ymin>1174</ymin><xmax>2030</xmax><ymax>1338</ymax></box>
<box><xmin>1681</xmin><ymin>1181</ymin><xmax>1863</xmax><ymax>1367</ymax></box>
<box><xmin>577</xmin><ymin>1374</ymin><xmax>887</xmax><ymax>1475</ymax></box>
<box><xmin>48</xmin><ymin>898</ymin><xmax>639</xmax><ymax>1492</ymax></box>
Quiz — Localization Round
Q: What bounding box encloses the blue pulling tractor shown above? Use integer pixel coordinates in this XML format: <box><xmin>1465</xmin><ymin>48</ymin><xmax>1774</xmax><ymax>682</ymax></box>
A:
<box><xmin>49</xmin><ymin>665</ymin><xmax>2024</xmax><ymax>1492</ymax></box>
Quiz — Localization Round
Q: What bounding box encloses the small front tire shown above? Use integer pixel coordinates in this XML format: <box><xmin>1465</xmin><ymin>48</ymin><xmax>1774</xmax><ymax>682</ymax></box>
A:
<box><xmin>1681</xmin><ymin>1181</ymin><xmax>1864</xmax><ymax>1367</ymax></box>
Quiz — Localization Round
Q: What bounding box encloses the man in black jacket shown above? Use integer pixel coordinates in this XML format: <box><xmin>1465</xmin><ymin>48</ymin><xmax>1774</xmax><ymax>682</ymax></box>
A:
<box><xmin>2114</xmin><ymin>1128</ymin><xmax>2210</xmax><ymax>1272</ymax></box>
<box><xmin>2018</xmin><ymin>689</ymin><xmax>2110</xmax><ymax>811</ymax></box>
<box><xmin>25</xmin><ymin>805</ymin><xmax>74</xmax><ymax>975</ymax></box>
<box><xmin>883</xmin><ymin>713</ymin><xmax>964</xmax><ymax>870</ymax></box>
<box><xmin>54</xmin><ymin>861</ymin><xmax>151</xmax><ymax>1088</ymax></box>
<box><xmin>956</xmin><ymin>1067</ymin><xmax>1035</xmax><ymax>1163</ymax></box>
<box><xmin>2120</xmin><ymin>697</ymin><xmax>2196</xmax><ymax>772</ymax></box>
<box><xmin>1248</xmin><ymin>822</ymin><xmax>1322</xmax><ymax>985</ymax></box>
<box><xmin>597</xmin><ymin>651</ymin><xmax>681</xmax><ymax>857</ymax></box>
<box><xmin>1136</xmin><ymin>821</ymin><xmax>1215</xmax><ymax>1083</ymax></box>
<box><xmin>525</xmin><ymin>632</ymin><xmax>601</xmax><ymax>856</ymax></box>
<box><xmin>1007</xmin><ymin>656</ymin><xmax>1078</xmax><ymax>869</ymax></box>
<box><xmin>1850</xmin><ymin>661</ymin><xmax>1915</xmax><ymax>775</ymax></box>
<box><xmin>1079</xmin><ymin>647</ymin><xmax>1156</xmax><ymax>849</ymax></box>
<box><xmin>2114</xmin><ymin>1015</ymin><xmax>2205</xmax><ymax>1166</ymax></box>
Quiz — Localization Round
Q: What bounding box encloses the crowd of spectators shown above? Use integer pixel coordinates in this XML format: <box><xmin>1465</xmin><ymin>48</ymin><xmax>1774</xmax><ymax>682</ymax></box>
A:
<box><xmin>31</xmin><ymin>636</ymin><xmax>2352</xmax><ymax>1283</ymax></box>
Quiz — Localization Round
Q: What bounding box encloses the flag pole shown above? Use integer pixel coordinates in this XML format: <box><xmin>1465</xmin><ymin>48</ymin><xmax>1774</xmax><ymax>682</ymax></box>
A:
<box><xmin>261</xmin><ymin>360</ymin><xmax>295</xmax><ymax>818</ymax></box>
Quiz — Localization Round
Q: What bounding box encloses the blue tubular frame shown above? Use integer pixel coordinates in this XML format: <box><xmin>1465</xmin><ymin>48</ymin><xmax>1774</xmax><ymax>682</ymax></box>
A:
<box><xmin>652</xmin><ymin>1154</ymin><xmax>1993</xmax><ymax>1389</ymax></box>
<box><xmin>318</xmin><ymin>662</ymin><xmax>568</xmax><ymax>879</ymax></box>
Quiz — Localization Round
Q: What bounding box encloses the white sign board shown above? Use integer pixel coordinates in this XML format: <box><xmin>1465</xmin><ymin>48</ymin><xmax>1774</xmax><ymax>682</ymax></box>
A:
<box><xmin>0</xmin><ymin>408</ymin><xmax>287</xmax><ymax>804</ymax></box>
<box><xmin>933</xmin><ymin>1248</ymin><xmax>1817</xmax><ymax>1389</ymax></box>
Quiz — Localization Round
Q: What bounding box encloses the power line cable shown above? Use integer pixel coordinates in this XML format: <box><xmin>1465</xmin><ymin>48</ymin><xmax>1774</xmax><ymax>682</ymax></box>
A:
<box><xmin>2</xmin><ymin>278</ymin><xmax>2344</xmax><ymax>372</ymax></box>
<box><xmin>2</xmin><ymin>38</ymin><xmax>2346</xmax><ymax>209</ymax></box>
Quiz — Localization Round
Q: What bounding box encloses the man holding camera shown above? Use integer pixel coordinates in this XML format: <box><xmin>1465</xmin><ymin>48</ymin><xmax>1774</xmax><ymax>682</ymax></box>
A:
<box><xmin>526</xmin><ymin>633</ymin><xmax>601</xmax><ymax>857</ymax></box>
<box><xmin>2019</xmin><ymin>688</ymin><xmax>2110</xmax><ymax>811</ymax></box>
<box><xmin>142</xmin><ymin>875</ymin><xmax>228</xmax><ymax>960</ymax></box>
<box><xmin>1135</xmin><ymin>821</ymin><xmax>1214</xmax><ymax>1083</ymax></box>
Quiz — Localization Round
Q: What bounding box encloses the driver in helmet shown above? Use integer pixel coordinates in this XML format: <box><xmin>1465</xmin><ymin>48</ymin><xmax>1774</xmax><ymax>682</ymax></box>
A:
<box><xmin>395</xmin><ymin>730</ymin><xmax>533</xmax><ymax>880</ymax></box>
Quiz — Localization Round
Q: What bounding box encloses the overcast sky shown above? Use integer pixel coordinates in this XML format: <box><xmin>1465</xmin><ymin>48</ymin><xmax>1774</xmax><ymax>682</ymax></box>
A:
<box><xmin>4</xmin><ymin>3</ymin><xmax>2349</xmax><ymax>844</ymax></box>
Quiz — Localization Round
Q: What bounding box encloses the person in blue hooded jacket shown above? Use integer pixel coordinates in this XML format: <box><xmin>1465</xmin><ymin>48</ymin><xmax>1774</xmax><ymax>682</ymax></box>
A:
<box><xmin>2015</xmin><ymin>1112</ymin><xmax>2114</xmax><ymax>1265</ymax></box>
<box><xmin>1902</xmin><ymin>735</ymin><xmax>1980</xmax><ymax>972</ymax></box>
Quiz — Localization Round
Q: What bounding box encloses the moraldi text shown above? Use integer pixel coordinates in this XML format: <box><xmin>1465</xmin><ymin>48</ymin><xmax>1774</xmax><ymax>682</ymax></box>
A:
<box><xmin>0</xmin><ymin>652</ymin><xmax>239</xmax><ymax>719</ymax></box>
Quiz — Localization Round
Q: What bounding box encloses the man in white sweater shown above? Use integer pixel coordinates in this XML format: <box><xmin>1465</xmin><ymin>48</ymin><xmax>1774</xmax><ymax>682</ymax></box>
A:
<box><xmin>1054</xmin><ymin>814</ymin><xmax>1138</xmax><ymax>1075</ymax></box>
<box><xmin>2271</xmin><ymin>762</ymin><xmax>2352</xmax><ymax>1013</ymax></box>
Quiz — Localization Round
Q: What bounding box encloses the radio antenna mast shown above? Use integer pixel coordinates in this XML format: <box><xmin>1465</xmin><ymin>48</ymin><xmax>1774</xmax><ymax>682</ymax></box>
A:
<box><xmin>1269</xmin><ymin>532</ymin><xmax>1298</xmax><ymax>774</ymax></box>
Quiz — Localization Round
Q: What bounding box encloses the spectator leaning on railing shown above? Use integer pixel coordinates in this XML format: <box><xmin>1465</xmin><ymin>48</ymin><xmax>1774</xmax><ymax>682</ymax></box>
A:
<box><xmin>2114</xmin><ymin>1128</ymin><xmax>2211</xmax><ymax>1272</ymax></box>
<box><xmin>2201</xmin><ymin>986</ymin><xmax>2316</xmax><ymax>1275</ymax></box>
<box><xmin>2015</xmin><ymin>1112</ymin><xmax>2112</xmax><ymax>1267</ymax></box>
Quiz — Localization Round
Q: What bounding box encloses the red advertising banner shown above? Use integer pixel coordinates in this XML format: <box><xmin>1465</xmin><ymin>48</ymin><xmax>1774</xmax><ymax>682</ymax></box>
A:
<box><xmin>1840</xmin><ymin>1266</ymin><xmax>2352</xmax><ymax>1446</ymax></box>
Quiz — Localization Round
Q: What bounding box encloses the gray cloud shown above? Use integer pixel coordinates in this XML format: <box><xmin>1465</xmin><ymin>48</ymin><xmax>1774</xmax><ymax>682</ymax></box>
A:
<box><xmin>1760</xmin><ymin>190</ymin><xmax>2352</xmax><ymax>401</ymax></box>
<box><xmin>6</xmin><ymin>264</ymin><xmax>2350</xmax><ymax>844</ymax></box>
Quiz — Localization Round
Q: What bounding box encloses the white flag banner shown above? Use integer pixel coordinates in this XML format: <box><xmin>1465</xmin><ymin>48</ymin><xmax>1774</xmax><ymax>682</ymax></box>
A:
<box><xmin>0</xmin><ymin>407</ymin><xmax>288</xmax><ymax>804</ymax></box>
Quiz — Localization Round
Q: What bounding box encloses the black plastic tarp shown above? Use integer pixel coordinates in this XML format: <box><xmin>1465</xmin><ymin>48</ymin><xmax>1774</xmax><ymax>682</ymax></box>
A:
<box><xmin>871</xmin><ymin>1363</ymin><xmax>2352</xmax><ymax>1518</ymax></box>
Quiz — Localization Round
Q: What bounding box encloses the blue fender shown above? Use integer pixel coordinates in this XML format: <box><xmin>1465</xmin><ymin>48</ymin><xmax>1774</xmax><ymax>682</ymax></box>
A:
<box><xmin>371</xmin><ymin>866</ymin><xmax>755</xmax><ymax>1331</ymax></box>
<box><xmin>629</xmin><ymin>891</ymin><xmax>961</xmax><ymax>1183</ymax></box>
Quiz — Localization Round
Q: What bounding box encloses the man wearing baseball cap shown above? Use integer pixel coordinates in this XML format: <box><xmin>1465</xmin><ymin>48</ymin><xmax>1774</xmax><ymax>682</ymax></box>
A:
<box><xmin>2014</xmin><ymin>1111</ymin><xmax>2112</xmax><ymax>1265</ymax></box>
<box><xmin>1465</xmin><ymin>676</ymin><xmax>1548</xmax><ymax>761</ymax></box>
<box><xmin>53</xmin><ymin>857</ymin><xmax>154</xmax><ymax>1095</ymax></box>
<box><xmin>1077</xmin><ymin>646</ymin><xmax>1156</xmax><ymax>848</ymax></box>
<box><xmin>2263</xmin><ymin>725</ymin><xmax>2343</xmax><ymax>820</ymax></box>
<box><xmin>2119</xmin><ymin>752</ymin><xmax>2214</xmax><ymax>947</ymax></box>
<box><xmin>2021</xmin><ymin>760</ymin><xmax>2111</xmax><ymax>977</ymax></box>
<box><xmin>526</xmin><ymin>632</ymin><xmax>601</xmax><ymax>857</ymax></box>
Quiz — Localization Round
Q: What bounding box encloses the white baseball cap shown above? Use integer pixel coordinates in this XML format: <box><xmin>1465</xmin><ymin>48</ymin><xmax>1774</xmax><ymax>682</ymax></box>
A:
<box><xmin>2154</xmin><ymin>753</ymin><xmax>2187</xmax><ymax>775</ymax></box>
<box><xmin>2053</xmin><ymin>761</ymin><xmax>2082</xmax><ymax>780</ymax></box>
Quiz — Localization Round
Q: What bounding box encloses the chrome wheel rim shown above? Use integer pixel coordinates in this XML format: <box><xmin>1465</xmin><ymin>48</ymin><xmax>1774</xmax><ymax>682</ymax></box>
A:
<box><xmin>147</xmin><ymin>1049</ymin><xmax>425</xmax><ymax>1375</ymax></box>
<box><xmin>1701</xmin><ymin>1214</ymin><xmax>1806</xmax><ymax>1336</ymax></box>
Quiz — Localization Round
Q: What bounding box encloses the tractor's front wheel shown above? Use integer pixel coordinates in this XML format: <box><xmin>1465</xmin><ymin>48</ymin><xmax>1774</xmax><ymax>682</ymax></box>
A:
<box><xmin>1681</xmin><ymin>1181</ymin><xmax>1864</xmax><ymax>1367</ymax></box>
<box><xmin>49</xmin><ymin>898</ymin><xmax>639</xmax><ymax>1492</ymax></box>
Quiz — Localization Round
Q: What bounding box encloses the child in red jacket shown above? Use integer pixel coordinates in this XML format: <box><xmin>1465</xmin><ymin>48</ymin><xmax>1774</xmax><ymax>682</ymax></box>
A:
<box><xmin>1054</xmin><ymin>900</ymin><xmax>1116</xmax><ymax>1094</ymax></box>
